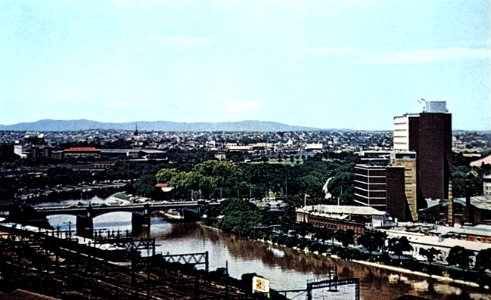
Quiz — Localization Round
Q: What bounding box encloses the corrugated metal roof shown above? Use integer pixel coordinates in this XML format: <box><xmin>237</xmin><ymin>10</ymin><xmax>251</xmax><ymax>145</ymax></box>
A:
<box><xmin>297</xmin><ymin>204</ymin><xmax>386</xmax><ymax>216</ymax></box>
<box><xmin>384</xmin><ymin>229</ymin><xmax>490</xmax><ymax>251</ymax></box>
<box><xmin>454</xmin><ymin>195</ymin><xmax>491</xmax><ymax>210</ymax></box>
<box><xmin>433</xmin><ymin>224</ymin><xmax>491</xmax><ymax>238</ymax></box>
<box><xmin>420</xmin><ymin>196</ymin><xmax>491</xmax><ymax>212</ymax></box>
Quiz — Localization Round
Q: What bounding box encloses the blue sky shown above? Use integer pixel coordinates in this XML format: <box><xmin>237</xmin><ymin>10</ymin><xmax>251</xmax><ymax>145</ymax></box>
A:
<box><xmin>0</xmin><ymin>0</ymin><xmax>489</xmax><ymax>130</ymax></box>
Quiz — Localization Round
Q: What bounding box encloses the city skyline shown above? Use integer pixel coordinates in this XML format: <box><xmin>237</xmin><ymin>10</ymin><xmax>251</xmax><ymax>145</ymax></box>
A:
<box><xmin>0</xmin><ymin>0</ymin><xmax>489</xmax><ymax>130</ymax></box>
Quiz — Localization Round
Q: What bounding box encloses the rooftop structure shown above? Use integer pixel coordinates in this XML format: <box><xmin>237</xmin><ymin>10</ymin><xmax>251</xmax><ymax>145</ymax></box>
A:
<box><xmin>296</xmin><ymin>204</ymin><xmax>393</xmax><ymax>234</ymax></box>
<box><xmin>297</xmin><ymin>204</ymin><xmax>387</xmax><ymax>217</ymax></box>
<box><xmin>423</xmin><ymin>100</ymin><xmax>448</xmax><ymax>113</ymax></box>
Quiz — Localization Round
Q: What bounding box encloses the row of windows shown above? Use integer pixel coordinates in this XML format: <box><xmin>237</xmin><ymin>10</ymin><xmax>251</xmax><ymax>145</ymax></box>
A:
<box><xmin>355</xmin><ymin>175</ymin><xmax>387</xmax><ymax>183</ymax></box>
<box><xmin>354</xmin><ymin>185</ymin><xmax>387</xmax><ymax>192</ymax></box>
<box><xmin>309</xmin><ymin>219</ymin><xmax>365</xmax><ymax>235</ymax></box>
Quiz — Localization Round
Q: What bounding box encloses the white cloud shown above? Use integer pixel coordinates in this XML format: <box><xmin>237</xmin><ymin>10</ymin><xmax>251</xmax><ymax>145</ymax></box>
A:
<box><xmin>144</xmin><ymin>36</ymin><xmax>212</xmax><ymax>46</ymax></box>
<box><xmin>359</xmin><ymin>48</ymin><xmax>490</xmax><ymax>65</ymax></box>
<box><xmin>303</xmin><ymin>46</ymin><xmax>490</xmax><ymax>65</ymax></box>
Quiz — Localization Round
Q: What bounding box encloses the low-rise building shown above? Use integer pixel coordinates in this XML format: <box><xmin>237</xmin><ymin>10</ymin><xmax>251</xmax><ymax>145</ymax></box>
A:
<box><xmin>382</xmin><ymin>224</ymin><xmax>491</xmax><ymax>265</ymax></box>
<box><xmin>419</xmin><ymin>196</ymin><xmax>491</xmax><ymax>226</ymax></box>
<box><xmin>296</xmin><ymin>204</ymin><xmax>393</xmax><ymax>235</ymax></box>
<box><xmin>304</xmin><ymin>143</ymin><xmax>323</xmax><ymax>153</ymax></box>
<box><xmin>63</xmin><ymin>147</ymin><xmax>101</xmax><ymax>159</ymax></box>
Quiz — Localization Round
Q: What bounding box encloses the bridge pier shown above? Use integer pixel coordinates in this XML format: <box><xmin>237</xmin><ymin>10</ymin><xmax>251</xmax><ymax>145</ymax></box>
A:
<box><xmin>183</xmin><ymin>207</ymin><xmax>201</xmax><ymax>221</ymax></box>
<box><xmin>76</xmin><ymin>206</ymin><xmax>94</xmax><ymax>238</ymax></box>
<box><xmin>132</xmin><ymin>204</ymin><xmax>151</xmax><ymax>237</ymax></box>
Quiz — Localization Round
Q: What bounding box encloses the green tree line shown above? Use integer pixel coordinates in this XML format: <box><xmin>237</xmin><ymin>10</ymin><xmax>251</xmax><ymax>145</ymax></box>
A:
<box><xmin>150</xmin><ymin>157</ymin><xmax>356</xmax><ymax>204</ymax></box>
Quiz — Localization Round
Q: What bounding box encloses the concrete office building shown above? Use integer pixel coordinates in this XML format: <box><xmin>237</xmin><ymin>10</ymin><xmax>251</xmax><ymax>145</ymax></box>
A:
<box><xmin>354</xmin><ymin>164</ymin><xmax>388</xmax><ymax>211</ymax></box>
<box><xmin>393</xmin><ymin>114</ymin><xmax>419</xmax><ymax>152</ymax></box>
<box><xmin>354</xmin><ymin>152</ymin><xmax>408</xmax><ymax>221</ymax></box>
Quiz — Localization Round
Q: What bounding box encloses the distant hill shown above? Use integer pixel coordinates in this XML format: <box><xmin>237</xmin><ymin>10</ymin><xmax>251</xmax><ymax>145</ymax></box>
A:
<box><xmin>0</xmin><ymin>119</ymin><xmax>322</xmax><ymax>132</ymax></box>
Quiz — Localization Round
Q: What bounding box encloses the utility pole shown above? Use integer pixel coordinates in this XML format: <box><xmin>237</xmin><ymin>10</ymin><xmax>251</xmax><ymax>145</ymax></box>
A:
<box><xmin>285</xmin><ymin>178</ymin><xmax>288</xmax><ymax>199</ymax></box>
<box><xmin>225</xmin><ymin>260</ymin><xmax>229</xmax><ymax>299</ymax></box>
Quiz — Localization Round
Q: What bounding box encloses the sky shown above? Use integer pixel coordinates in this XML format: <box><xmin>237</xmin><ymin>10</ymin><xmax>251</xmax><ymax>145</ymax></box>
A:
<box><xmin>0</xmin><ymin>0</ymin><xmax>489</xmax><ymax>130</ymax></box>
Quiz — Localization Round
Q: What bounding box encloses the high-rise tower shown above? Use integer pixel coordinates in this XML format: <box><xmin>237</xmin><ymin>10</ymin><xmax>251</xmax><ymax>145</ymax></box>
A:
<box><xmin>393</xmin><ymin>101</ymin><xmax>452</xmax><ymax>208</ymax></box>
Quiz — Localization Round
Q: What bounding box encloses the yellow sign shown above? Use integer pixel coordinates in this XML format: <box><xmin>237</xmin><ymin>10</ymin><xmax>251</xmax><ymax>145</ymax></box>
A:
<box><xmin>252</xmin><ymin>276</ymin><xmax>270</xmax><ymax>294</ymax></box>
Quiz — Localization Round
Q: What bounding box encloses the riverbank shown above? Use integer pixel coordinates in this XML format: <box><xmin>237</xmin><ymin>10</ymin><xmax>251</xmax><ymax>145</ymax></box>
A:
<box><xmin>351</xmin><ymin>259</ymin><xmax>486</xmax><ymax>289</ymax></box>
<box><xmin>200</xmin><ymin>223</ymin><xmax>490</xmax><ymax>293</ymax></box>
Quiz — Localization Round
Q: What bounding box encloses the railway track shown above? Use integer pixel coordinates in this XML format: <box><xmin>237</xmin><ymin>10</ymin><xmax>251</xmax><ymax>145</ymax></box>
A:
<box><xmin>0</xmin><ymin>228</ymin><xmax>274</xmax><ymax>299</ymax></box>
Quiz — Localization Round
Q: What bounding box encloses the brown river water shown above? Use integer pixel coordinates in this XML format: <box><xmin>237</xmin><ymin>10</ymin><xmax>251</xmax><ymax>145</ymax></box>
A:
<box><xmin>44</xmin><ymin>210</ymin><xmax>490</xmax><ymax>300</ymax></box>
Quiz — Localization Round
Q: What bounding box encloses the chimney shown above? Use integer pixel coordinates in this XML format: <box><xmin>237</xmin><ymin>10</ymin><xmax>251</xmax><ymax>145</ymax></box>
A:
<box><xmin>465</xmin><ymin>178</ymin><xmax>475</xmax><ymax>225</ymax></box>
<box><xmin>447</xmin><ymin>178</ymin><xmax>453</xmax><ymax>226</ymax></box>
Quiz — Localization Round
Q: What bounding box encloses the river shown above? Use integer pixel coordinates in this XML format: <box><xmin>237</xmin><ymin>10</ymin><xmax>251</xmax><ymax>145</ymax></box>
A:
<box><xmin>41</xmin><ymin>201</ymin><xmax>490</xmax><ymax>300</ymax></box>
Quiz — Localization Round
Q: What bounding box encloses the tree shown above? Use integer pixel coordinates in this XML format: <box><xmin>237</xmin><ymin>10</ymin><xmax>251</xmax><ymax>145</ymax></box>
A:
<box><xmin>419</xmin><ymin>247</ymin><xmax>441</xmax><ymax>266</ymax></box>
<box><xmin>293</xmin><ymin>222</ymin><xmax>314</xmax><ymax>237</ymax></box>
<box><xmin>475</xmin><ymin>248</ymin><xmax>491</xmax><ymax>272</ymax></box>
<box><xmin>312</xmin><ymin>227</ymin><xmax>336</xmax><ymax>246</ymax></box>
<box><xmin>133</xmin><ymin>174</ymin><xmax>157</xmax><ymax>197</ymax></box>
<box><xmin>336</xmin><ymin>229</ymin><xmax>355</xmax><ymax>248</ymax></box>
<box><xmin>217</xmin><ymin>199</ymin><xmax>262</xmax><ymax>236</ymax></box>
<box><xmin>155</xmin><ymin>168</ymin><xmax>179</xmax><ymax>183</ymax></box>
<box><xmin>357</xmin><ymin>231</ymin><xmax>387</xmax><ymax>253</ymax></box>
<box><xmin>388</xmin><ymin>237</ymin><xmax>413</xmax><ymax>259</ymax></box>
<box><xmin>447</xmin><ymin>246</ymin><xmax>474</xmax><ymax>271</ymax></box>
<box><xmin>155</xmin><ymin>160</ymin><xmax>242</xmax><ymax>199</ymax></box>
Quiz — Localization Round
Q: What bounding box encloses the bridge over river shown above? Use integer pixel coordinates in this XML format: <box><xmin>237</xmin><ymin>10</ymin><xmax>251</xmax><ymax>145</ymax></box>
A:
<box><xmin>29</xmin><ymin>201</ymin><xmax>219</xmax><ymax>238</ymax></box>
<box><xmin>35</xmin><ymin>201</ymin><xmax>202</xmax><ymax>216</ymax></box>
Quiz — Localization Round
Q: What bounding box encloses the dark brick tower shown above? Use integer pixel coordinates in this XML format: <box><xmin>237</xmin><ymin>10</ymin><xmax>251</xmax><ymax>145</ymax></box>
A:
<box><xmin>415</xmin><ymin>112</ymin><xmax>452</xmax><ymax>202</ymax></box>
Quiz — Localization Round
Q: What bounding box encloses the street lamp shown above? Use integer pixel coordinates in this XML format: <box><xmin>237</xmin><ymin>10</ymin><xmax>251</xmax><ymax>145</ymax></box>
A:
<box><xmin>465</xmin><ymin>170</ymin><xmax>478</xmax><ymax>226</ymax></box>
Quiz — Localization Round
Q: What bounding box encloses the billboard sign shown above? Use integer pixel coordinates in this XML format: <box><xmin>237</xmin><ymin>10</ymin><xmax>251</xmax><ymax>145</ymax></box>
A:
<box><xmin>252</xmin><ymin>276</ymin><xmax>270</xmax><ymax>295</ymax></box>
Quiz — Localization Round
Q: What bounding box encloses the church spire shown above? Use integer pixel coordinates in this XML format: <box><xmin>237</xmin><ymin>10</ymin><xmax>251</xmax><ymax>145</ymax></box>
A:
<box><xmin>134</xmin><ymin>123</ymin><xmax>139</xmax><ymax>136</ymax></box>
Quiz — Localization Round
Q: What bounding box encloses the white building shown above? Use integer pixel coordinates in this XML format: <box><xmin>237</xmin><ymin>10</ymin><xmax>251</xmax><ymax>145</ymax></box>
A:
<box><xmin>483</xmin><ymin>174</ymin><xmax>491</xmax><ymax>196</ymax></box>
<box><xmin>304</xmin><ymin>143</ymin><xmax>323</xmax><ymax>153</ymax></box>
<box><xmin>13</xmin><ymin>144</ymin><xmax>28</xmax><ymax>159</ymax></box>
<box><xmin>393</xmin><ymin>114</ymin><xmax>418</xmax><ymax>151</ymax></box>
<box><xmin>381</xmin><ymin>225</ymin><xmax>491</xmax><ymax>265</ymax></box>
